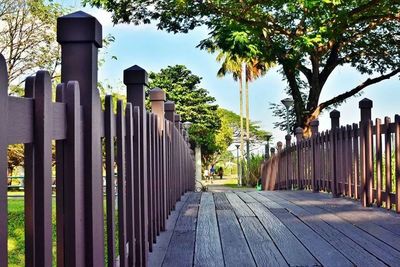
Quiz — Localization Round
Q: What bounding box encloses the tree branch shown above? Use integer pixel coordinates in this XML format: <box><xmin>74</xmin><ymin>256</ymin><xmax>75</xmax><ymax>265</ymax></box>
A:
<box><xmin>318</xmin><ymin>68</ymin><xmax>400</xmax><ymax>111</ymax></box>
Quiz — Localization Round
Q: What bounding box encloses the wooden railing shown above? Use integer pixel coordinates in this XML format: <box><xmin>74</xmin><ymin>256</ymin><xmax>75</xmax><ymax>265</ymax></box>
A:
<box><xmin>0</xmin><ymin>11</ymin><xmax>195</xmax><ymax>267</ymax></box>
<box><xmin>261</xmin><ymin>98</ymin><xmax>400</xmax><ymax>213</ymax></box>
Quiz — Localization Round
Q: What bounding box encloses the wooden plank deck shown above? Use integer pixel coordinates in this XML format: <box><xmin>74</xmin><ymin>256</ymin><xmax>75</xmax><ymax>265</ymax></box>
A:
<box><xmin>149</xmin><ymin>191</ymin><xmax>400</xmax><ymax>267</ymax></box>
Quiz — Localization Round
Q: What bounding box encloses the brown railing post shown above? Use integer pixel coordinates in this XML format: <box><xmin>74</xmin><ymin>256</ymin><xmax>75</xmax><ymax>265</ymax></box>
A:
<box><xmin>57</xmin><ymin>11</ymin><xmax>104</xmax><ymax>266</ymax></box>
<box><xmin>330</xmin><ymin>110</ymin><xmax>340</xmax><ymax>197</ymax></box>
<box><xmin>63</xmin><ymin>81</ymin><xmax>86</xmax><ymax>267</ymax></box>
<box><xmin>124</xmin><ymin>65</ymin><xmax>149</xmax><ymax>266</ymax></box>
<box><xmin>295</xmin><ymin>127</ymin><xmax>303</xmax><ymax>189</ymax></box>
<box><xmin>285</xmin><ymin>134</ymin><xmax>291</xmax><ymax>189</ymax></box>
<box><xmin>359</xmin><ymin>98</ymin><xmax>373</xmax><ymax>207</ymax></box>
<box><xmin>164</xmin><ymin>101</ymin><xmax>176</xmax><ymax>227</ymax></box>
<box><xmin>33</xmin><ymin>71</ymin><xmax>53</xmax><ymax>267</ymax></box>
<box><xmin>310</xmin><ymin>120</ymin><xmax>319</xmax><ymax>192</ymax></box>
<box><xmin>277</xmin><ymin>142</ymin><xmax>283</xmax><ymax>189</ymax></box>
<box><xmin>150</xmin><ymin>87</ymin><xmax>167</xmax><ymax>237</ymax></box>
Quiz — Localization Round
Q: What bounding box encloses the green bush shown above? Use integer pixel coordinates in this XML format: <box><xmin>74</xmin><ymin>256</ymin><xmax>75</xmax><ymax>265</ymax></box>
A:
<box><xmin>242</xmin><ymin>155</ymin><xmax>264</xmax><ymax>187</ymax></box>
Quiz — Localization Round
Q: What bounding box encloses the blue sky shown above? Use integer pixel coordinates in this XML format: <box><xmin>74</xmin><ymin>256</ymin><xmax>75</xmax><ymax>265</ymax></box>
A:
<box><xmin>61</xmin><ymin>1</ymin><xmax>399</xmax><ymax>146</ymax></box>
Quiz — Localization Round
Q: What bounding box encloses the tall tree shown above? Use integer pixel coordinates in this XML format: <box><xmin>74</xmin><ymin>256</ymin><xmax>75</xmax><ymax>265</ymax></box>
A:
<box><xmin>85</xmin><ymin>0</ymin><xmax>400</xmax><ymax>135</ymax></box>
<box><xmin>215</xmin><ymin>51</ymin><xmax>245</xmax><ymax>164</ymax></box>
<box><xmin>0</xmin><ymin>0</ymin><xmax>65</xmax><ymax>94</ymax></box>
<box><xmin>148</xmin><ymin>65</ymin><xmax>221</xmax><ymax>165</ymax></box>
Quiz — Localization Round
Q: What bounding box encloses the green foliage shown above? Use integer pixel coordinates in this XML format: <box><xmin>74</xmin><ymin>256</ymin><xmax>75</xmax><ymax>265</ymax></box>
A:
<box><xmin>8</xmin><ymin>199</ymin><xmax>57</xmax><ymax>266</ymax></box>
<box><xmin>218</xmin><ymin>108</ymin><xmax>270</xmax><ymax>142</ymax></box>
<box><xmin>85</xmin><ymin>0</ymin><xmax>400</xmax><ymax>129</ymax></box>
<box><xmin>148</xmin><ymin>65</ymin><xmax>221</xmax><ymax>163</ymax></box>
<box><xmin>243</xmin><ymin>155</ymin><xmax>264</xmax><ymax>187</ymax></box>
<box><xmin>0</xmin><ymin>0</ymin><xmax>66</xmax><ymax>90</ymax></box>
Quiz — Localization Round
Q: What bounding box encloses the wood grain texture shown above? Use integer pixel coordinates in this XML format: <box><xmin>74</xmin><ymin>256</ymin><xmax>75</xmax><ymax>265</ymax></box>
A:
<box><xmin>213</xmin><ymin>192</ymin><xmax>232</xmax><ymax>210</ymax></box>
<box><xmin>217</xmin><ymin>210</ymin><xmax>255</xmax><ymax>267</ymax></box>
<box><xmin>279</xmin><ymin>191</ymin><xmax>400</xmax><ymax>266</ymax></box>
<box><xmin>239</xmin><ymin>217</ymin><xmax>288</xmax><ymax>267</ymax></box>
<box><xmin>162</xmin><ymin>193</ymin><xmax>200</xmax><ymax>267</ymax></box>
<box><xmin>248</xmin><ymin>202</ymin><xmax>319</xmax><ymax>266</ymax></box>
<box><xmin>194</xmin><ymin>193</ymin><xmax>224</xmax><ymax>267</ymax></box>
<box><xmin>149</xmin><ymin>193</ymin><xmax>189</xmax><ymax>267</ymax></box>
<box><xmin>259</xmin><ymin>193</ymin><xmax>353</xmax><ymax>267</ymax></box>
<box><xmin>267</xmin><ymin>191</ymin><xmax>386</xmax><ymax>267</ymax></box>
<box><xmin>226</xmin><ymin>192</ymin><xmax>254</xmax><ymax>217</ymax></box>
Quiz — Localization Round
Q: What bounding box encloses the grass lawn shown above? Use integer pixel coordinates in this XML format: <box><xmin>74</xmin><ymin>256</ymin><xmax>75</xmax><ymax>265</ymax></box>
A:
<box><xmin>223</xmin><ymin>178</ymin><xmax>254</xmax><ymax>189</ymax></box>
<box><xmin>7</xmin><ymin>198</ymin><xmax>116</xmax><ymax>266</ymax></box>
<box><xmin>8</xmin><ymin>199</ymin><xmax>57</xmax><ymax>267</ymax></box>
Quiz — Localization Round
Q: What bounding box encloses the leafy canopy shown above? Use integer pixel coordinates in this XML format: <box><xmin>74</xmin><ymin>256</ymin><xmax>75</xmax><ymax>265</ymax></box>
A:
<box><xmin>85</xmin><ymin>0</ymin><xmax>400</xmax><ymax>134</ymax></box>
<box><xmin>148</xmin><ymin>65</ymin><xmax>221</xmax><ymax>162</ymax></box>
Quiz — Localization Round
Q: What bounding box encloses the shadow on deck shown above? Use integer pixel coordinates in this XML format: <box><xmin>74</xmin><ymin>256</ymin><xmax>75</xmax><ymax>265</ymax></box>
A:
<box><xmin>149</xmin><ymin>190</ymin><xmax>400</xmax><ymax>267</ymax></box>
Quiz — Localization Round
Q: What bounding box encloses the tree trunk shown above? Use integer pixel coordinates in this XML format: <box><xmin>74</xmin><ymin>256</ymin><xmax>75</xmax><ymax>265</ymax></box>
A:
<box><xmin>239</xmin><ymin>74</ymin><xmax>244</xmax><ymax>184</ymax></box>
<box><xmin>245</xmin><ymin>67</ymin><xmax>250</xmax><ymax>182</ymax></box>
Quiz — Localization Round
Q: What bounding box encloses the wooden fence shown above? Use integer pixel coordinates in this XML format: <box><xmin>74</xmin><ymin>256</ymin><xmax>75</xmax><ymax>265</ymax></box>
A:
<box><xmin>0</xmin><ymin>11</ymin><xmax>195</xmax><ymax>267</ymax></box>
<box><xmin>262</xmin><ymin>98</ymin><xmax>400</xmax><ymax>213</ymax></box>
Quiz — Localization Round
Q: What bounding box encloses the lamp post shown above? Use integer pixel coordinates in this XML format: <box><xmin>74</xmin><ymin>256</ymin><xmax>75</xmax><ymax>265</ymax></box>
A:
<box><xmin>235</xmin><ymin>144</ymin><xmax>241</xmax><ymax>186</ymax></box>
<box><xmin>265</xmin><ymin>133</ymin><xmax>272</xmax><ymax>160</ymax></box>
<box><xmin>281</xmin><ymin>97</ymin><xmax>294</xmax><ymax>135</ymax></box>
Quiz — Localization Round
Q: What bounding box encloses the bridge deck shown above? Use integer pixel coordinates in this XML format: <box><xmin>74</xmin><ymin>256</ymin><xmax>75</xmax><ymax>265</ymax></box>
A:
<box><xmin>149</xmin><ymin>190</ymin><xmax>400</xmax><ymax>267</ymax></box>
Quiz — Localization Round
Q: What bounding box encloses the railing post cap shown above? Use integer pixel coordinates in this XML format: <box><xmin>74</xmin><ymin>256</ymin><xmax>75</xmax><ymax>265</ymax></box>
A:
<box><xmin>57</xmin><ymin>11</ymin><xmax>102</xmax><ymax>48</ymax></box>
<box><xmin>330</xmin><ymin>109</ymin><xmax>340</xmax><ymax>118</ymax></box>
<box><xmin>285</xmin><ymin>134</ymin><xmax>291</xmax><ymax>141</ymax></box>
<box><xmin>164</xmin><ymin>101</ymin><xmax>175</xmax><ymax>111</ymax></box>
<box><xmin>359</xmin><ymin>98</ymin><xmax>373</xmax><ymax>109</ymax></box>
<box><xmin>310</xmin><ymin>120</ymin><xmax>319</xmax><ymax>126</ymax></box>
<box><xmin>174</xmin><ymin>114</ymin><xmax>181</xmax><ymax>122</ymax></box>
<box><xmin>295</xmin><ymin>127</ymin><xmax>304</xmax><ymax>134</ymax></box>
<box><xmin>123</xmin><ymin>65</ymin><xmax>148</xmax><ymax>85</ymax></box>
<box><xmin>149</xmin><ymin>87</ymin><xmax>166</xmax><ymax>101</ymax></box>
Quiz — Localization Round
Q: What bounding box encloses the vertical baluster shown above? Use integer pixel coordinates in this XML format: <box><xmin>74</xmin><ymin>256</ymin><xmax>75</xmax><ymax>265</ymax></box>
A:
<box><xmin>353</xmin><ymin>124</ymin><xmax>360</xmax><ymax>199</ymax></box>
<box><xmin>125</xmin><ymin>103</ymin><xmax>136</xmax><ymax>266</ymax></box>
<box><xmin>104</xmin><ymin>96</ymin><xmax>116</xmax><ymax>267</ymax></box>
<box><xmin>395</xmin><ymin>115</ymin><xmax>400</xmax><ymax>213</ymax></box>
<box><xmin>384</xmin><ymin>117</ymin><xmax>392</xmax><ymax>209</ymax></box>
<box><xmin>376</xmin><ymin>118</ymin><xmax>382</xmax><ymax>206</ymax></box>
<box><xmin>25</xmin><ymin>76</ymin><xmax>36</xmax><ymax>267</ymax></box>
<box><xmin>116</xmin><ymin>101</ymin><xmax>127</xmax><ymax>266</ymax></box>
<box><xmin>63</xmin><ymin>81</ymin><xmax>85</xmax><ymax>266</ymax></box>
<box><xmin>34</xmin><ymin>71</ymin><xmax>53</xmax><ymax>267</ymax></box>
<box><xmin>0</xmin><ymin>54</ymin><xmax>9</xmax><ymax>267</ymax></box>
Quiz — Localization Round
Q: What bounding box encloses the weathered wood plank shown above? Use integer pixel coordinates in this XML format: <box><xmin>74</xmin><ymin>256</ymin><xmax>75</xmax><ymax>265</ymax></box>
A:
<box><xmin>236</xmin><ymin>191</ymin><xmax>257</xmax><ymax>203</ymax></box>
<box><xmin>291</xmin><ymin>191</ymin><xmax>400</xmax><ymax>236</ymax></box>
<box><xmin>162</xmin><ymin>193</ymin><xmax>200</xmax><ymax>267</ymax></box>
<box><xmin>174</xmin><ymin>193</ymin><xmax>201</xmax><ymax>232</ymax></box>
<box><xmin>149</xmin><ymin>193</ymin><xmax>189</xmax><ymax>267</ymax></box>
<box><xmin>264</xmin><ymin>191</ymin><xmax>386</xmax><ymax>267</ymax></box>
<box><xmin>213</xmin><ymin>192</ymin><xmax>232</xmax><ymax>210</ymax></box>
<box><xmin>194</xmin><ymin>193</ymin><xmax>224</xmax><ymax>267</ymax></box>
<box><xmin>162</xmin><ymin>231</ymin><xmax>196</xmax><ymax>267</ymax></box>
<box><xmin>248</xmin><ymin>202</ymin><xmax>319</xmax><ymax>266</ymax></box>
<box><xmin>257</xmin><ymin>193</ymin><xmax>353</xmax><ymax>267</ymax></box>
<box><xmin>239</xmin><ymin>217</ymin><xmax>288</xmax><ymax>267</ymax></box>
<box><xmin>217</xmin><ymin>210</ymin><xmax>256</xmax><ymax>267</ymax></box>
<box><xmin>226</xmin><ymin>192</ymin><xmax>254</xmax><ymax>217</ymax></box>
<box><xmin>277</xmin><ymin>191</ymin><xmax>400</xmax><ymax>266</ymax></box>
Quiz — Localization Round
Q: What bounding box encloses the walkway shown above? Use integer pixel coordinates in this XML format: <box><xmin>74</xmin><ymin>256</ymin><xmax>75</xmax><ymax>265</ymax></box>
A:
<box><xmin>149</xmin><ymin>190</ymin><xmax>400</xmax><ymax>267</ymax></box>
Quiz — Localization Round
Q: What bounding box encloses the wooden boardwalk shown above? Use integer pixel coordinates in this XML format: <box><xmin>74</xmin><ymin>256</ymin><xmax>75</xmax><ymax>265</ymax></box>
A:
<box><xmin>149</xmin><ymin>190</ymin><xmax>400</xmax><ymax>267</ymax></box>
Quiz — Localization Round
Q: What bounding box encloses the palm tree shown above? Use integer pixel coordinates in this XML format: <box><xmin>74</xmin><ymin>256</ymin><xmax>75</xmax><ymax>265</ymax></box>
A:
<box><xmin>216</xmin><ymin>51</ymin><xmax>245</xmax><ymax>185</ymax></box>
<box><xmin>243</xmin><ymin>59</ymin><xmax>273</xmax><ymax>180</ymax></box>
